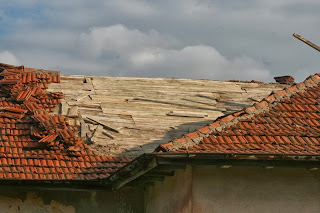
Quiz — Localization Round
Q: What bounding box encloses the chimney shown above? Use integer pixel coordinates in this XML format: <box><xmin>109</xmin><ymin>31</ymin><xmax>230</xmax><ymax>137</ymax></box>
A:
<box><xmin>274</xmin><ymin>76</ymin><xmax>295</xmax><ymax>85</ymax></box>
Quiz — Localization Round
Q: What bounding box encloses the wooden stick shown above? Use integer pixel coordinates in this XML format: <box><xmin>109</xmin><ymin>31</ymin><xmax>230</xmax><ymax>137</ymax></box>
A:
<box><xmin>293</xmin><ymin>33</ymin><xmax>320</xmax><ymax>52</ymax></box>
<box><xmin>86</xmin><ymin>117</ymin><xmax>120</xmax><ymax>133</ymax></box>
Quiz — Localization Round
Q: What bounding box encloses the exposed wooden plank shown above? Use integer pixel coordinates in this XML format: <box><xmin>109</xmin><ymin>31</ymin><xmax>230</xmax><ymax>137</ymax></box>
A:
<box><xmin>86</xmin><ymin>117</ymin><xmax>120</xmax><ymax>133</ymax></box>
<box><xmin>48</xmin><ymin>83</ymin><xmax>93</xmax><ymax>91</ymax></box>
<box><xmin>88</xmin><ymin>124</ymin><xmax>97</xmax><ymax>132</ymax></box>
<box><xmin>67</xmin><ymin>118</ymin><xmax>78</xmax><ymax>126</ymax></box>
<box><xmin>68</xmin><ymin>106</ymin><xmax>79</xmax><ymax>117</ymax></box>
<box><xmin>89</xmin><ymin>95</ymin><xmax>131</xmax><ymax>103</ymax></box>
<box><xmin>80</xmin><ymin>118</ymin><xmax>88</xmax><ymax>138</ymax></box>
<box><xmin>60</xmin><ymin>75</ymin><xmax>85</xmax><ymax>80</ymax></box>
<box><xmin>90</xmin><ymin>125</ymin><xmax>103</xmax><ymax>144</ymax></box>
<box><xmin>102</xmin><ymin>130</ymin><xmax>116</xmax><ymax>139</ymax></box>
<box><xmin>80</xmin><ymin>112</ymin><xmax>135</xmax><ymax>125</ymax></box>
<box><xmin>48</xmin><ymin>75</ymin><xmax>287</xmax><ymax>157</ymax></box>
<box><xmin>166</xmin><ymin>110</ymin><xmax>208</xmax><ymax>118</ymax></box>
<box><xmin>71</xmin><ymin>92</ymin><xmax>92</xmax><ymax>101</ymax></box>
<box><xmin>60</xmin><ymin>101</ymin><xmax>69</xmax><ymax>116</ymax></box>
<box><xmin>67</xmin><ymin>102</ymin><xmax>101</xmax><ymax>109</ymax></box>
<box><xmin>84</xmin><ymin>77</ymin><xmax>92</xmax><ymax>84</ymax></box>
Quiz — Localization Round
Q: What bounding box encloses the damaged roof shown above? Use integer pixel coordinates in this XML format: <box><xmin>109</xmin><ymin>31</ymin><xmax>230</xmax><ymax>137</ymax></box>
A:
<box><xmin>110</xmin><ymin>74</ymin><xmax>320</xmax><ymax>189</ymax></box>
<box><xmin>47</xmin><ymin>74</ymin><xmax>286</xmax><ymax>158</ymax></box>
<box><xmin>155</xmin><ymin>74</ymin><xmax>320</xmax><ymax>156</ymax></box>
<box><xmin>1</xmin><ymin>62</ymin><xmax>313</xmax><ymax>189</ymax></box>
<box><xmin>0</xmin><ymin>63</ymin><xmax>129</xmax><ymax>183</ymax></box>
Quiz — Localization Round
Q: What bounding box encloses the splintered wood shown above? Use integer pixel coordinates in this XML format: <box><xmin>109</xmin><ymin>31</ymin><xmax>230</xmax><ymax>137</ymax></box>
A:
<box><xmin>86</xmin><ymin>117</ymin><xmax>119</xmax><ymax>133</ymax></box>
<box><xmin>48</xmin><ymin>75</ymin><xmax>286</xmax><ymax>157</ymax></box>
<box><xmin>68</xmin><ymin>106</ymin><xmax>79</xmax><ymax>117</ymax></box>
<box><xmin>71</xmin><ymin>92</ymin><xmax>91</xmax><ymax>101</ymax></box>
<box><xmin>166</xmin><ymin>111</ymin><xmax>208</xmax><ymax>118</ymax></box>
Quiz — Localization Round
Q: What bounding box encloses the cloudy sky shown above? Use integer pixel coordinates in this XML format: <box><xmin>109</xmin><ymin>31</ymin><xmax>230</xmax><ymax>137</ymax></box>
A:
<box><xmin>0</xmin><ymin>0</ymin><xmax>320</xmax><ymax>82</ymax></box>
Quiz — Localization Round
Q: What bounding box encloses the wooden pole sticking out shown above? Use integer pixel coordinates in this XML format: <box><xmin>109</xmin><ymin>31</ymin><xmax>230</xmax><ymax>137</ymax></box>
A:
<box><xmin>293</xmin><ymin>33</ymin><xmax>320</xmax><ymax>52</ymax></box>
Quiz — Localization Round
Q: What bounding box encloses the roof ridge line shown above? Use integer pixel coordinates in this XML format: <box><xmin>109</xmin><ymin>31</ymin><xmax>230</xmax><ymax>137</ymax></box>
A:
<box><xmin>155</xmin><ymin>73</ymin><xmax>320</xmax><ymax>152</ymax></box>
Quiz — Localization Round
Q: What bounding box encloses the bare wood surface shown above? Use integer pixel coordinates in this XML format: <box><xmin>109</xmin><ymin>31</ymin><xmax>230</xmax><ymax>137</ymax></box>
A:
<box><xmin>166</xmin><ymin>111</ymin><xmax>208</xmax><ymax>118</ymax></box>
<box><xmin>48</xmin><ymin>75</ymin><xmax>286</xmax><ymax>158</ymax></box>
<box><xmin>86</xmin><ymin>117</ymin><xmax>120</xmax><ymax>133</ymax></box>
<box><xmin>71</xmin><ymin>92</ymin><xmax>92</xmax><ymax>101</ymax></box>
<box><xmin>68</xmin><ymin>106</ymin><xmax>79</xmax><ymax>117</ymax></box>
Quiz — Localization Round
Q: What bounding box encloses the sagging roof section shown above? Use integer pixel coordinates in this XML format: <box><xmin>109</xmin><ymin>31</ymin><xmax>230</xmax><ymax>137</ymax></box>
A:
<box><xmin>0</xmin><ymin>63</ymin><xmax>129</xmax><ymax>182</ymax></box>
<box><xmin>155</xmin><ymin>74</ymin><xmax>320</xmax><ymax>158</ymax></box>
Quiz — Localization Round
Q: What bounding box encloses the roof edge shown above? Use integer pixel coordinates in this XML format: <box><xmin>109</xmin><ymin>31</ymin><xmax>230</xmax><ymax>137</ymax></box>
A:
<box><xmin>109</xmin><ymin>152</ymin><xmax>320</xmax><ymax>189</ymax></box>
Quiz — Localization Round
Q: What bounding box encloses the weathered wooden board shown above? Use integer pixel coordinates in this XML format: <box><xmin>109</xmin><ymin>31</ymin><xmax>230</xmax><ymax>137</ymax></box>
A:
<box><xmin>68</xmin><ymin>106</ymin><xmax>79</xmax><ymax>117</ymax></box>
<box><xmin>48</xmin><ymin>75</ymin><xmax>286</xmax><ymax>158</ymax></box>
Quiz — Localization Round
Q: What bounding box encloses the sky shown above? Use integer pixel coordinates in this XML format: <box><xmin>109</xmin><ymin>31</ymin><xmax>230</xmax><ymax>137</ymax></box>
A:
<box><xmin>0</xmin><ymin>1</ymin><xmax>320</xmax><ymax>82</ymax></box>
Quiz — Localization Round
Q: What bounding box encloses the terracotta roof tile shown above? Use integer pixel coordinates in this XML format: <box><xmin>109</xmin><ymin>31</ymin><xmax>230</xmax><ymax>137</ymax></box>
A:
<box><xmin>0</xmin><ymin>63</ymin><xmax>130</xmax><ymax>182</ymax></box>
<box><xmin>184</xmin><ymin>132</ymin><xmax>199</xmax><ymax>140</ymax></box>
<box><xmin>156</xmin><ymin>74</ymin><xmax>320</xmax><ymax>158</ymax></box>
<box><xmin>196</xmin><ymin>126</ymin><xmax>211</xmax><ymax>134</ymax></box>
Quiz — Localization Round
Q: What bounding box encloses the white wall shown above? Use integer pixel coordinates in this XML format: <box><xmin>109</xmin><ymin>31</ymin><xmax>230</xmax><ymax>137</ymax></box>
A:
<box><xmin>145</xmin><ymin>166</ymin><xmax>193</xmax><ymax>213</ymax></box>
<box><xmin>192</xmin><ymin>166</ymin><xmax>320</xmax><ymax>213</ymax></box>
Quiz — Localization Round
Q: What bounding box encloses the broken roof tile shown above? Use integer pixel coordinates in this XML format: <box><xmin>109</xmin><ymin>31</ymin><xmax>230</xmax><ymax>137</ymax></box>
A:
<box><xmin>0</xmin><ymin>63</ymin><xmax>130</xmax><ymax>182</ymax></box>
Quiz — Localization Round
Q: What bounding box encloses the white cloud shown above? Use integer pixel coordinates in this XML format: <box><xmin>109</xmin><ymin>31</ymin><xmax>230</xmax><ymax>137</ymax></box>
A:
<box><xmin>77</xmin><ymin>25</ymin><xmax>271</xmax><ymax>81</ymax></box>
<box><xmin>78</xmin><ymin>25</ymin><xmax>177</xmax><ymax>57</ymax></box>
<box><xmin>128</xmin><ymin>45</ymin><xmax>270</xmax><ymax>80</ymax></box>
<box><xmin>0</xmin><ymin>51</ymin><xmax>20</xmax><ymax>65</ymax></box>
<box><xmin>2</xmin><ymin>1</ymin><xmax>319</xmax><ymax>81</ymax></box>
<box><xmin>130</xmin><ymin>51</ymin><xmax>164</xmax><ymax>67</ymax></box>
<box><xmin>0</xmin><ymin>24</ymin><xmax>270</xmax><ymax>81</ymax></box>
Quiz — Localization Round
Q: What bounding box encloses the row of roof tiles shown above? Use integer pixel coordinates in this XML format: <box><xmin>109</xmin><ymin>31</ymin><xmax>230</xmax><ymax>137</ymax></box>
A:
<box><xmin>155</xmin><ymin>73</ymin><xmax>320</xmax><ymax>158</ymax></box>
<box><xmin>0</xmin><ymin>63</ymin><xmax>130</xmax><ymax>181</ymax></box>
<box><xmin>1</xmin><ymin>61</ymin><xmax>319</xmax><ymax>185</ymax></box>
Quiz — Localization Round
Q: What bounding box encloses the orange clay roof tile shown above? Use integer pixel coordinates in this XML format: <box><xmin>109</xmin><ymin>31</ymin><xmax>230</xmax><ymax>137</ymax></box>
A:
<box><xmin>0</xmin><ymin>63</ymin><xmax>130</xmax><ymax>182</ymax></box>
<box><xmin>155</xmin><ymin>74</ymin><xmax>320</xmax><ymax>158</ymax></box>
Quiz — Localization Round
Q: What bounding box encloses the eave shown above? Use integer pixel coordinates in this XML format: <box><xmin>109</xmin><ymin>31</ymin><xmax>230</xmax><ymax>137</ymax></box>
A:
<box><xmin>110</xmin><ymin>153</ymin><xmax>320</xmax><ymax>190</ymax></box>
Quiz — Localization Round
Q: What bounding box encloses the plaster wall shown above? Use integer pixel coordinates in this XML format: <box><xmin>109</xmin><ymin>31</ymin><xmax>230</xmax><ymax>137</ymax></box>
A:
<box><xmin>144</xmin><ymin>165</ymin><xmax>192</xmax><ymax>213</ymax></box>
<box><xmin>192</xmin><ymin>166</ymin><xmax>320</xmax><ymax>213</ymax></box>
<box><xmin>0</xmin><ymin>187</ymin><xmax>144</xmax><ymax>213</ymax></box>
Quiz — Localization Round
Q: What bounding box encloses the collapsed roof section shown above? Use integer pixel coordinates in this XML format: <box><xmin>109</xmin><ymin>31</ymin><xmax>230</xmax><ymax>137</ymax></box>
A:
<box><xmin>0</xmin><ymin>63</ymin><xmax>129</xmax><ymax>183</ymax></box>
<box><xmin>47</xmin><ymin>74</ymin><xmax>286</xmax><ymax>158</ymax></box>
